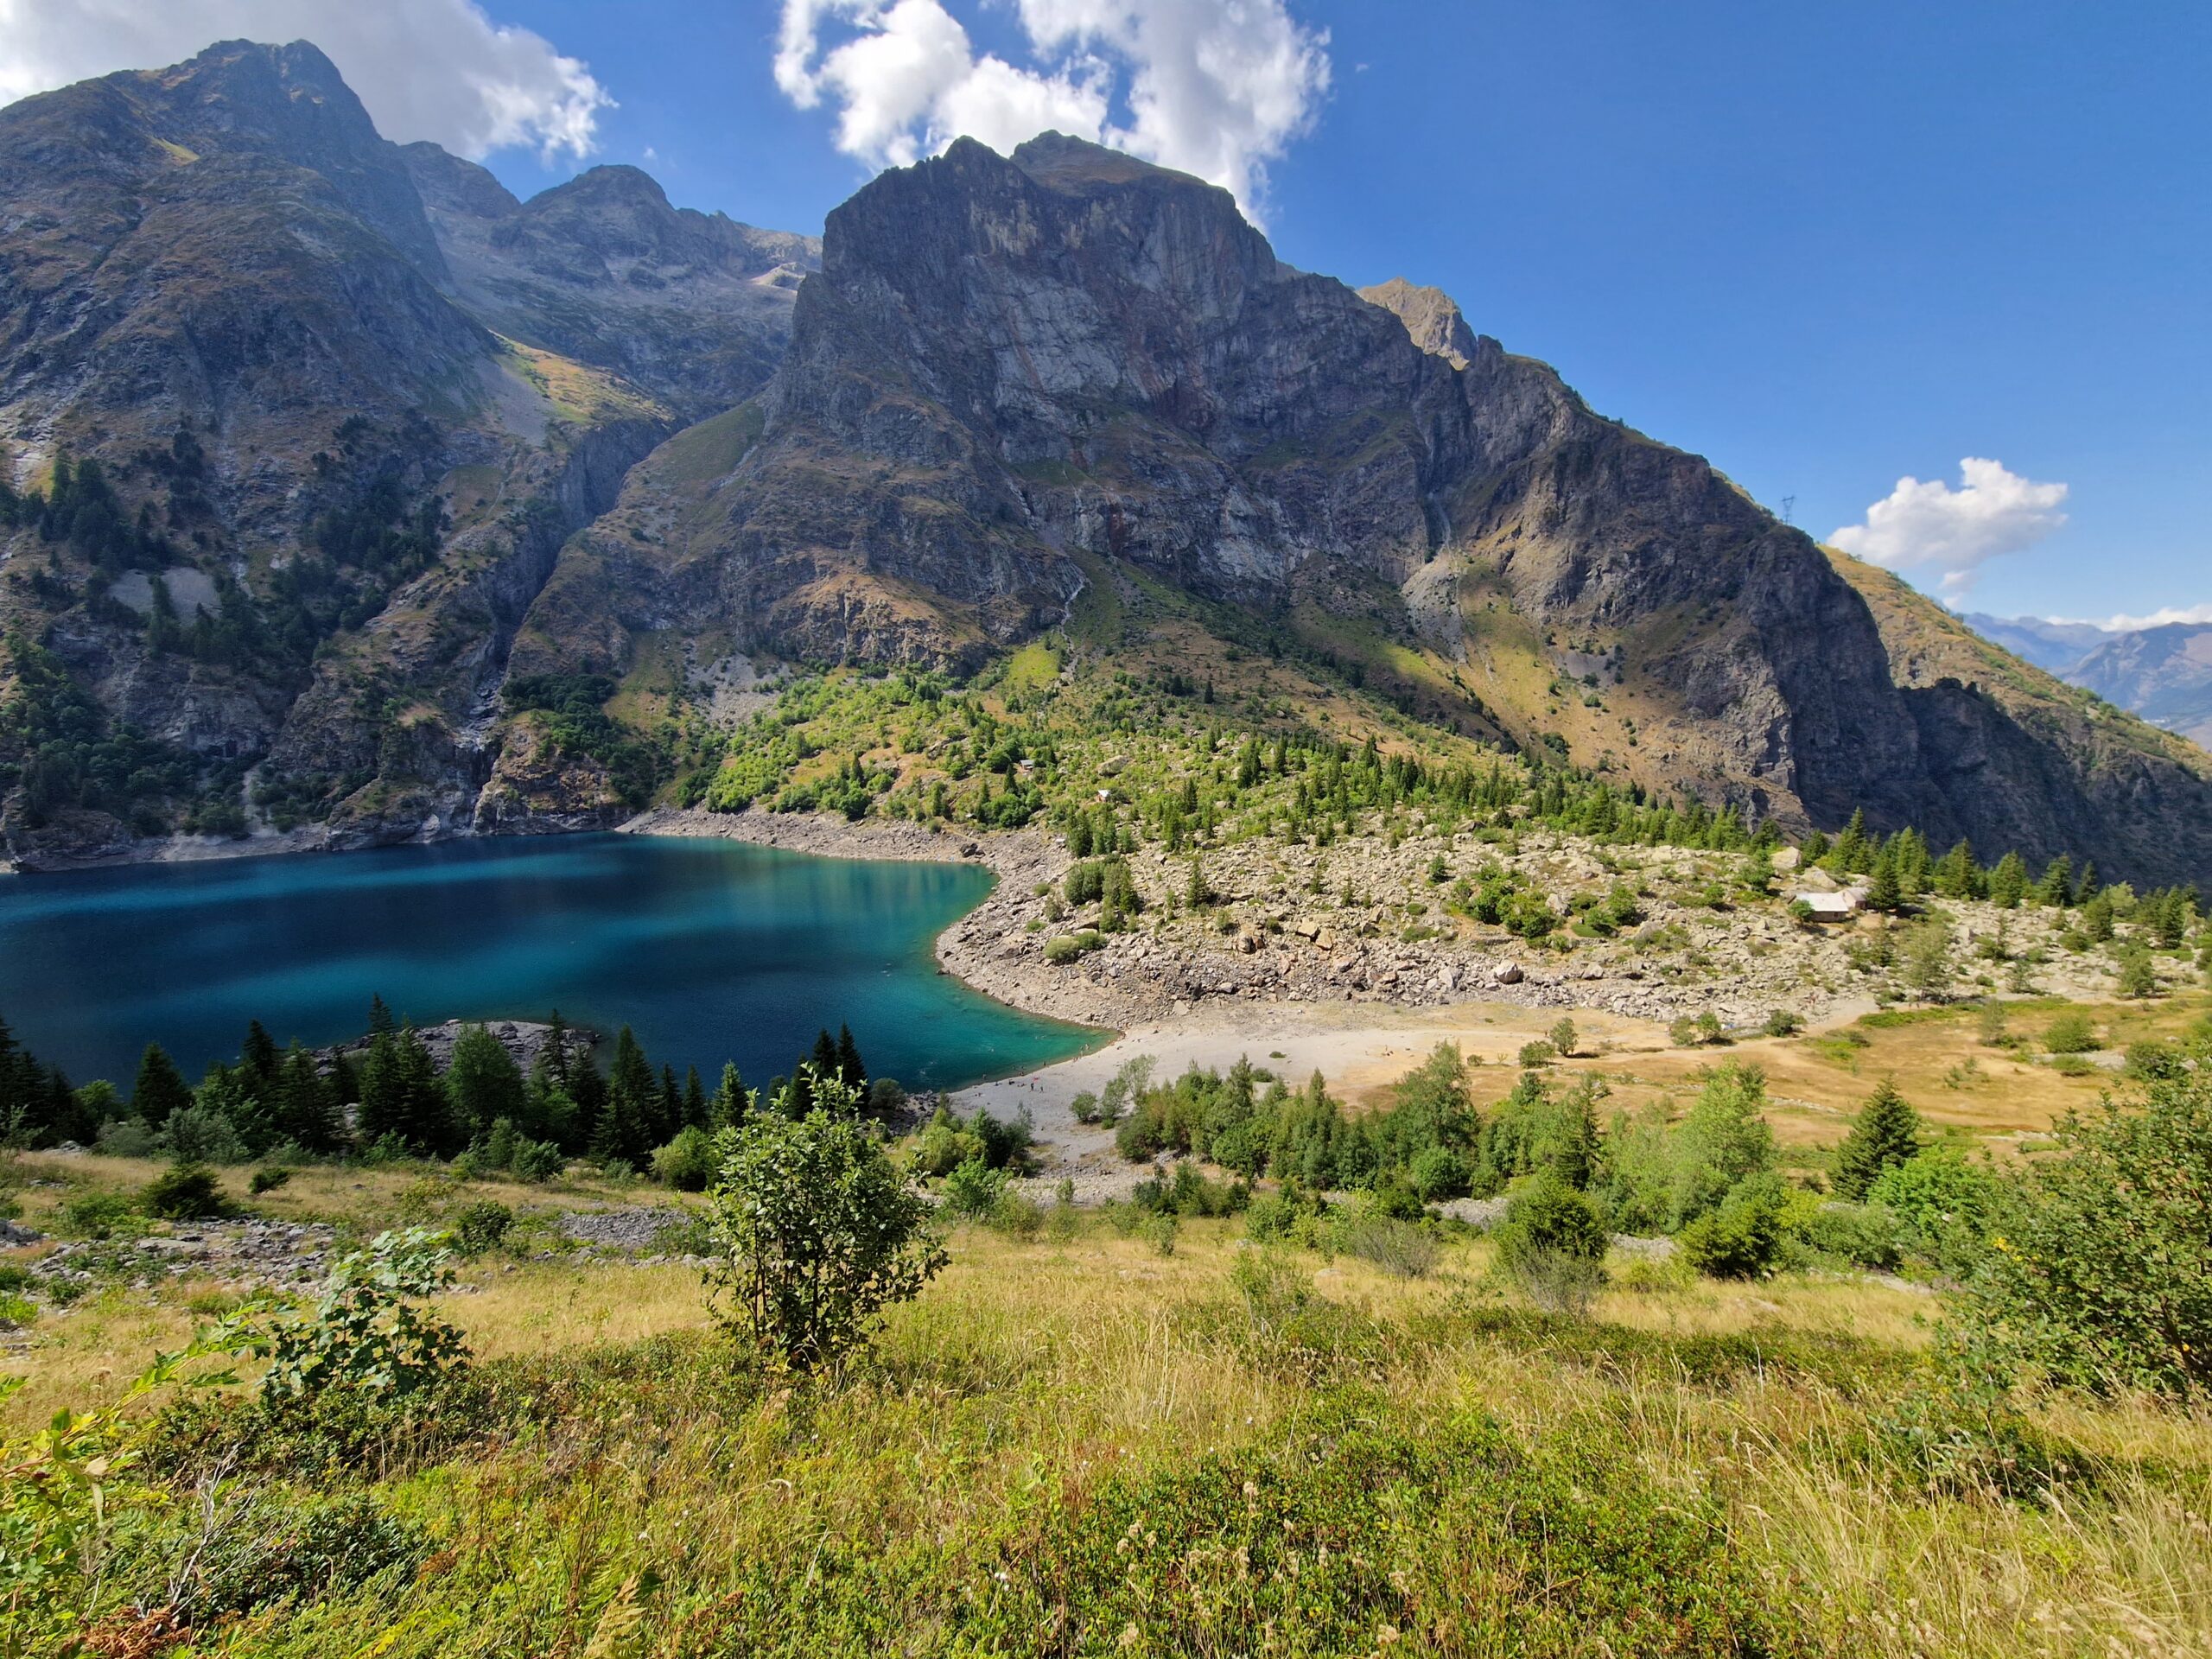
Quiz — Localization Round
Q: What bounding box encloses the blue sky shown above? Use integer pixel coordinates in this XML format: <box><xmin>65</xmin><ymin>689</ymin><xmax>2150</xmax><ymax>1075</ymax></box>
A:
<box><xmin>16</xmin><ymin>1</ymin><xmax>2200</xmax><ymax>625</ymax></box>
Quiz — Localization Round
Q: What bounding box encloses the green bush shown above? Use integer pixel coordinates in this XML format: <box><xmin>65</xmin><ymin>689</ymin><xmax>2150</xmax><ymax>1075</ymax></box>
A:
<box><xmin>152</xmin><ymin>1489</ymin><xmax>427</xmax><ymax>1626</ymax></box>
<box><xmin>1867</xmin><ymin>1147</ymin><xmax>1999</xmax><ymax>1268</ymax></box>
<box><xmin>247</xmin><ymin>1166</ymin><xmax>293</xmax><ymax>1196</ymax></box>
<box><xmin>1493</xmin><ymin>1173</ymin><xmax>1608</xmax><ymax>1314</ymax></box>
<box><xmin>700</xmin><ymin>1079</ymin><xmax>947</xmax><ymax>1375</ymax></box>
<box><xmin>1677</xmin><ymin>1173</ymin><xmax>1789</xmax><ymax>1279</ymax></box>
<box><xmin>941</xmin><ymin>1155</ymin><xmax>1009</xmax><ymax>1219</ymax></box>
<box><xmin>225</xmin><ymin>1229</ymin><xmax>470</xmax><ymax>1408</ymax></box>
<box><xmin>1800</xmin><ymin>1201</ymin><xmax>1906</xmax><ymax>1272</ymax></box>
<box><xmin>651</xmin><ymin>1124</ymin><xmax>719</xmax><ymax>1191</ymax></box>
<box><xmin>141</xmin><ymin>1162</ymin><xmax>232</xmax><ymax>1220</ymax></box>
<box><xmin>60</xmin><ymin>1191</ymin><xmax>145</xmax><ymax>1240</ymax></box>
<box><xmin>2043</xmin><ymin>1010</ymin><xmax>2100</xmax><ymax>1054</ymax></box>
<box><xmin>449</xmin><ymin>1199</ymin><xmax>513</xmax><ymax>1256</ymax></box>
<box><xmin>1044</xmin><ymin>930</ymin><xmax>1103</xmax><ymax>964</ymax></box>
<box><xmin>1948</xmin><ymin>1069</ymin><xmax>2212</xmax><ymax>1397</ymax></box>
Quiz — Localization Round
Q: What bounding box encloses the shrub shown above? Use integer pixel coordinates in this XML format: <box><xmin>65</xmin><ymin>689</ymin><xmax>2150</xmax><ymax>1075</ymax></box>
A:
<box><xmin>651</xmin><ymin>1124</ymin><xmax>718</xmax><ymax>1191</ymax></box>
<box><xmin>1493</xmin><ymin>1173</ymin><xmax>1608</xmax><ymax>1315</ymax></box>
<box><xmin>226</xmin><ymin>1229</ymin><xmax>469</xmax><ymax>1407</ymax></box>
<box><xmin>2115</xmin><ymin>947</ymin><xmax>2160</xmax><ymax>999</ymax></box>
<box><xmin>1677</xmin><ymin>1173</ymin><xmax>1789</xmax><ymax>1279</ymax></box>
<box><xmin>161</xmin><ymin>1103</ymin><xmax>247</xmax><ymax>1165</ymax></box>
<box><xmin>2043</xmin><ymin>1010</ymin><xmax>2100</xmax><ymax>1054</ymax></box>
<box><xmin>1548</xmin><ymin>1017</ymin><xmax>1579</xmax><ymax>1058</ymax></box>
<box><xmin>1044</xmin><ymin>931</ymin><xmax>1103</xmax><ymax>964</ymax></box>
<box><xmin>1763</xmin><ymin>1007</ymin><xmax>1804</xmax><ymax>1037</ymax></box>
<box><xmin>1868</xmin><ymin>1147</ymin><xmax>1999</xmax><ymax>1268</ymax></box>
<box><xmin>1516</xmin><ymin>1039</ymin><xmax>1555</xmax><ymax>1069</ymax></box>
<box><xmin>1948</xmin><ymin>1069</ymin><xmax>2212</xmax><ymax>1397</ymax></box>
<box><xmin>1407</xmin><ymin>1142</ymin><xmax>1471</xmax><ymax>1202</ymax></box>
<box><xmin>1801</xmin><ymin>1201</ymin><xmax>1906</xmax><ymax>1271</ymax></box>
<box><xmin>60</xmin><ymin>1191</ymin><xmax>145</xmax><ymax>1240</ymax></box>
<box><xmin>1333</xmin><ymin>1210</ymin><xmax>1440</xmax><ymax>1278</ymax></box>
<box><xmin>448</xmin><ymin>1200</ymin><xmax>513</xmax><ymax>1256</ymax></box>
<box><xmin>247</xmin><ymin>1166</ymin><xmax>293</xmax><ymax>1196</ymax></box>
<box><xmin>1068</xmin><ymin>1089</ymin><xmax>1103</xmax><ymax>1125</ymax></box>
<box><xmin>700</xmin><ymin>1078</ymin><xmax>946</xmax><ymax>1376</ymax></box>
<box><xmin>141</xmin><ymin>1162</ymin><xmax>232</xmax><ymax>1221</ymax></box>
<box><xmin>941</xmin><ymin>1155</ymin><xmax>1009</xmax><ymax>1219</ymax></box>
<box><xmin>155</xmin><ymin>1489</ymin><xmax>427</xmax><ymax>1626</ymax></box>
<box><xmin>1243</xmin><ymin>1181</ymin><xmax>1328</xmax><ymax>1248</ymax></box>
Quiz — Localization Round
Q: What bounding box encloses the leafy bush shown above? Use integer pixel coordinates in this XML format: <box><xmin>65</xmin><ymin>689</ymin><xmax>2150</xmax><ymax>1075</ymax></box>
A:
<box><xmin>1516</xmin><ymin>1039</ymin><xmax>1556</xmax><ymax>1068</ymax></box>
<box><xmin>1044</xmin><ymin>931</ymin><xmax>1103</xmax><ymax>964</ymax></box>
<box><xmin>1243</xmin><ymin>1180</ymin><xmax>1329</xmax><ymax>1248</ymax></box>
<box><xmin>1334</xmin><ymin>1209</ymin><xmax>1441</xmax><ymax>1278</ymax></box>
<box><xmin>700</xmin><ymin>1078</ymin><xmax>947</xmax><ymax>1376</ymax></box>
<box><xmin>1948</xmin><ymin>1069</ymin><xmax>2212</xmax><ymax>1397</ymax></box>
<box><xmin>1763</xmin><ymin>1007</ymin><xmax>1805</xmax><ymax>1037</ymax></box>
<box><xmin>60</xmin><ymin>1191</ymin><xmax>145</xmax><ymax>1240</ymax></box>
<box><xmin>1867</xmin><ymin>1147</ymin><xmax>1999</xmax><ymax>1269</ymax></box>
<box><xmin>1493</xmin><ymin>1173</ymin><xmax>1608</xmax><ymax>1314</ymax></box>
<box><xmin>448</xmin><ymin>1199</ymin><xmax>513</xmax><ymax>1256</ymax></box>
<box><xmin>1677</xmin><ymin>1173</ymin><xmax>1789</xmax><ymax>1279</ymax></box>
<box><xmin>2043</xmin><ymin>1011</ymin><xmax>2100</xmax><ymax>1054</ymax></box>
<box><xmin>651</xmin><ymin>1124</ymin><xmax>718</xmax><ymax>1191</ymax></box>
<box><xmin>940</xmin><ymin>1155</ymin><xmax>1009</xmax><ymax>1219</ymax></box>
<box><xmin>153</xmin><ymin>1489</ymin><xmax>427</xmax><ymax>1626</ymax></box>
<box><xmin>226</xmin><ymin>1229</ymin><xmax>470</xmax><ymax>1407</ymax></box>
<box><xmin>247</xmin><ymin>1166</ymin><xmax>293</xmax><ymax>1196</ymax></box>
<box><xmin>141</xmin><ymin>1161</ymin><xmax>232</xmax><ymax>1220</ymax></box>
<box><xmin>1800</xmin><ymin>1201</ymin><xmax>1906</xmax><ymax>1272</ymax></box>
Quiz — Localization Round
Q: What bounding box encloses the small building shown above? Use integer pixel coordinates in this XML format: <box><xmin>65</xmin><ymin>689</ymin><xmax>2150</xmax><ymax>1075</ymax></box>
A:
<box><xmin>1793</xmin><ymin>886</ymin><xmax>1868</xmax><ymax>921</ymax></box>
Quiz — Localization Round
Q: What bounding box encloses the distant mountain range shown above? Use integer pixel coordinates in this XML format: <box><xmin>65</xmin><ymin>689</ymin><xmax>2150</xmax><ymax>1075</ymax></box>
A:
<box><xmin>1965</xmin><ymin>614</ymin><xmax>2212</xmax><ymax>749</ymax></box>
<box><xmin>3</xmin><ymin>41</ymin><xmax>2210</xmax><ymax>885</ymax></box>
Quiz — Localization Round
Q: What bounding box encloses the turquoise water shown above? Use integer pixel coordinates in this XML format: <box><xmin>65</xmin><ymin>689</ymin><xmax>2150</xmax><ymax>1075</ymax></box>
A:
<box><xmin>0</xmin><ymin>835</ymin><xmax>1100</xmax><ymax>1091</ymax></box>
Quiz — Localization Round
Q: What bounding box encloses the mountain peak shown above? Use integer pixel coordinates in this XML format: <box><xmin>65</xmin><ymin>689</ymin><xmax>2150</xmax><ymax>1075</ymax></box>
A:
<box><xmin>1358</xmin><ymin>278</ymin><xmax>1478</xmax><ymax>371</ymax></box>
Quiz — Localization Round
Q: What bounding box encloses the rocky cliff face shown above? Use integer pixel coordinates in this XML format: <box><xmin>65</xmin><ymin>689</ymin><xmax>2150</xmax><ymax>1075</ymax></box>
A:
<box><xmin>0</xmin><ymin>41</ymin><xmax>804</xmax><ymax>861</ymax></box>
<box><xmin>402</xmin><ymin>148</ymin><xmax>819</xmax><ymax>422</ymax></box>
<box><xmin>524</xmin><ymin>131</ymin><xmax>2212</xmax><ymax>883</ymax></box>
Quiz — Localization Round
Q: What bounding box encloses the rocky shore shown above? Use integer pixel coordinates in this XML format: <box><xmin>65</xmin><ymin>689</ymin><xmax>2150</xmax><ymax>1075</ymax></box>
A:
<box><xmin>620</xmin><ymin>805</ymin><xmax>1874</xmax><ymax>1033</ymax></box>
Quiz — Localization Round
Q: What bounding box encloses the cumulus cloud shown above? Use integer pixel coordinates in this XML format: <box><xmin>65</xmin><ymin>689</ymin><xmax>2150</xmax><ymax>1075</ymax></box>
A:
<box><xmin>1830</xmin><ymin>457</ymin><xmax>2069</xmax><ymax>598</ymax></box>
<box><xmin>2054</xmin><ymin>604</ymin><xmax>2212</xmax><ymax>632</ymax></box>
<box><xmin>0</xmin><ymin>0</ymin><xmax>611</xmax><ymax>162</ymax></box>
<box><xmin>775</xmin><ymin>0</ymin><xmax>1331</xmax><ymax>218</ymax></box>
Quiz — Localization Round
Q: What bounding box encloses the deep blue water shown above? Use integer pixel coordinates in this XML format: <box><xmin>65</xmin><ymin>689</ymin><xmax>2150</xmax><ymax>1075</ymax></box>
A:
<box><xmin>0</xmin><ymin>835</ymin><xmax>1100</xmax><ymax>1090</ymax></box>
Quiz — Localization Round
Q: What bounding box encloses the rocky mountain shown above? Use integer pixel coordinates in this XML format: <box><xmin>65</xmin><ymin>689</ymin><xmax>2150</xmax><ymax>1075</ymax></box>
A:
<box><xmin>2069</xmin><ymin>623</ymin><xmax>2212</xmax><ymax>749</ymax></box>
<box><xmin>518</xmin><ymin>131</ymin><xmax>2212</xmax><ymax>885</ymax></box>
<box><xmin>0</xmin><ymin>41</ymin><xmax>810</xmax><ymax>861</ymax></box>
<box><xmin>1965</xmin><ymin>613</ymin><xmax>2212</xmax><ymax>750</ymax></box>
<box><xmin>4</xmin><ymin>46</ymin><xmax>2209</xmax><ymax>886</ymax></box>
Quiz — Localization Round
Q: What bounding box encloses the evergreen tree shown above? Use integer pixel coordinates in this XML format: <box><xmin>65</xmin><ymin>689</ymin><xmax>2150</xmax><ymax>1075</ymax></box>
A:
<box><xmin>2075</xmin><ymin>861</ymin><xmax>2100</xmax><ymax>904</ymax></box>
<box><xmin>710</xmin><ymin>1063</ymin><xmax>750</xmax><ymax>1129</ymax></box>
<box><xmin>1827</xmin><ymin>810</ymin><xmax>1872</xmax><ymax>874</ymax></box>
<box><xmin>659</xmin><ymin>1064</ymin><xmax>683</xmax><ymax>1142</ymax></box>
<box><xmin>1934</xmin><ymin>840</ymin><xmax>1981</xmax><ymax>899</ymax></box>
<box><xmin>1988</xmin><ymin>851</ymin><xmax>2030</xmax><ymax>909</ymax></box>
<box><xmin>2035</xmin><ymin>855</ymin><xmax>2076</xmax><ymax>909</ymax></box>
<box><xmin>1863</xmin><ymin>847</ymin><xmax>1904</xmax><ymax>914</ymax></box>
<box><xmin>274</xmin><ymin>1044</ymin><xmax>340</xmax><ymax>1151</ymax></box>
<box><xmin>367</xmin><ymin>993</ymin><xmax>397</xmax><ymax>1038</ymax></box>
<box><xmin>543</xmin><ymin>1011</ymin><xmax>574</xmax><ymax>1093</ymax></box>
<box><xmin>836</xmin><ymin>1024</ymin><xmax>866</xmax><ymax>1088</ymax></box>
<box><xmin>683</xmin><ymin>1066</ymin><xmax>709</xmax><ymax>1129</ymax></box>
<box><xmin>358</xmin><ymin>1025</ymin><xmax>448</xmax><ymax>1154</ymax></box>
<box><xmin>593</xmin><ymin>1027</ymin><xmax>658</xmax><ymax>1166</ymax></box>
<box><xmin>446</xmin><ymin>1024</ymin><xmax>526</xmax><ymax>1144</ymax></box>
<box><xmin>240</xmin><ymin>1019</ymin><xmax>279</xmax><ymax>1084</ymax></box>
<box><xmin>811</xmin><ymin>1029</ymin><xmax>841</xmax><ymax>1085</ymax></box>
<box><xmin>1834</xmin><ymin>1078</ymin><xmax>1923</xmax><ymax>1200</ymax></box>
<box><xmin>559</xmin><ymin>1060</ymin><xmax>602</xmax><ymax>1154</ymax></box>
<box><xmin>131</xmin><ymin>1043</ymin><xmax>195</xmax><ymax>1127</ymax></box>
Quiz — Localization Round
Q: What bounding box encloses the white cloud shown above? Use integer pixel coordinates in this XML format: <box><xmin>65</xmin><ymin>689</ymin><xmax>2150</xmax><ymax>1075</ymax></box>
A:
<box><xmin>0</xmin><ymin>0</ymin><xmax>611</xmax><ymax>162</ymax></box>
<box><xmin>2050</xmin><ymin>604</ymin><xmax>2212</xmax><ymax>632</ymax></box>
<box><xmin>1830</xmin><ymin>457</ymin><xmax>2069</xmax><ymax>598</ymax></box>
<box><xmin>775</xmin><ymin>0</ymin><xmax>1331</xmax><ymax>219</ymax></box>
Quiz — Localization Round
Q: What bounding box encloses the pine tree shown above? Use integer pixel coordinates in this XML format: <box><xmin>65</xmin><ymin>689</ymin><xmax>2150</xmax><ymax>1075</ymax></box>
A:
<box><xmin>1864</xmin><ymin>847</ymin><xmax>1904</xmax><ymax>914</ymax></box>
<box><xmin>367</xmin><ymin>994</ymin><xmax>397</xmax><ymax>1038</ymax></box>
<box><xmin>569</xmin><ymin>1062</ymin><xmax>608</xmax><ymax>1154</ymax></box>
<box><xmin>1988</xmin><ymin>851</ymin><xmax>2030</xmax><ymax>909</ymax></box>
<box><xmin>658</xmin><ymin>1064</ymin><xmax>683</xmax><ymax>1143</ymax></box>
<box><xmin>445</xmin><ymin>1025</ymin><xmax>526</xmax><ymax>1145</ymax></box>
<box><xmin>710</xmin><ymin>1063</ymin><xmax>750</xmax><ymax>1129</ymax></box>
<box><xmin>1833</xmin><ymin>1078</ymin><xmax>1923</xmax><ymax>1201</ymax></box>
<box><xmin>2034</xmin><ymin>854</ymin><xmax>2075</xmax><ymax>909</ymax></box>
<box><xmin>359</xmin><ymin>1025</ymin><xmax>448</xmax><ymax>1154</ymax></box>
<box><xmin>594</xmin><ymin>1027</ymin><xmax>658</xmax><ymax>1166</ymax></box>
<box><xmin>275</xmin><ymin>1044</ymin><xmax>340</xmax><ymax>1151</ymax></box>
<box><xmin>683</xmin><ymin>1065</ymin><xmax>709</xmax><ymax>1129</ymax></box>
<box><xmin>240</xmin><ymin>1019</ymin><xmax>279</xmax><ymax>1083</ymax></box>
<box><xmin>1934</xmin><ymin>840</ymin><xmax>1980</xmax><ymax>899</ymax></box>
<box><xmin>1828</xmin><ymin>810</ymin><xmax>1872</xmax><ymax>874</ymax></box>
<box><xmin>835</xmin><ymin>1024</ymin><xmax>866</xmax><ymax>1088</ymax></box>
<box><xmin>132</xmin><ymin>1043</ymin><xmax>195</xmax><ymax>1127</ymax></box>
<box><xmin>811</xmin><ymin>1029</ymin><xmax>841</xmax><ymax>1085</ymax></box>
